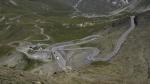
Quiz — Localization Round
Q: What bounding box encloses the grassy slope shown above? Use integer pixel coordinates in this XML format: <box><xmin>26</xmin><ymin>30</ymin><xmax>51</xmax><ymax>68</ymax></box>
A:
<box><xmin>0</xmin><ymin>0</ymin><xmax>72</xmax><ymax>15</ymax></box>
<box><xmin>137</xmin><ymin>0</ymin><xmax>150</xmax><ymax>7</ymax></box>
<box><xmin>0</xmin><ymin>0</ymin><xmax>126</xmax><ymax>73</ymax></box>
<box><xmin>50</xmin><ymin>11</ymin><xmax>150</xmax><ymax>84</ymax></box>
<box><xmin>0</xmin><ymin>1</ymin><xmax>149</xmax><ymax>84</ymax></box>
<box><xmin>0</xmin><ymin>67</ymin><xmax>53</xmax><ymax>84</ymax></box>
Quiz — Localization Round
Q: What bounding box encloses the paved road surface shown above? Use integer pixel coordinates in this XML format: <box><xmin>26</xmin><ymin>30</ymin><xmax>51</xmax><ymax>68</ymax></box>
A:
<box><xmin>32</xmin><ymin>24</ymin><xmax>50</xmax><ymax>42</ymax></box>
<box><xmin>51</xmin><ymin>35</ymin><xmax>100</xmax><ymax>70</ymax></box>
<box><xmin>16</xmin><ymin>16</ymin><xmax>135</xmax><ymax>71</ymax></box>
<box><xmin>72</xmin><ymin>0</ymin><xmax>83</xmax><ymax>16</ymax></box>
<box><xmin>92</xmin><ymin>16</ymin><xmax>136</xmax><ymax>61</ymax></box>
<box><xmin>0</xmin><ymin>16</ymin><xmax>5</xmax><ymax>22</ymax></box>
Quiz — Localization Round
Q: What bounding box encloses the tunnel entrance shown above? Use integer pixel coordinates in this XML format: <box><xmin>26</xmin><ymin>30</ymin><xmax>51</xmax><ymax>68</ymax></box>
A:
<box><xmin>134</xmin><ymin>15</ymin><xmax>138</xmax><ymax>26</ymax></box>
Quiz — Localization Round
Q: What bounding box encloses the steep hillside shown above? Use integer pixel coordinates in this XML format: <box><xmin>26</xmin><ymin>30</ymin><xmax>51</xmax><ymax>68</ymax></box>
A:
<box><xmin>49</xmin><ymin>10</ymin><xmax>150</xmax><ymax>84</ymax></box>
<box><xmin>0</xmin><ymin>0</ymin><xmax>150</xmax><ymax>84</ymax></box>
<box><xmin>62</xmin><ymin>0</ymin><xmax>136</xmax><ymax>15</ymax></box>
<box><xmin>0</xmin><ymin>67</ymin><xmax>52</xmax><ymax>84</ymax></box>
<box><xmin>0</xmin><ymin>0</ymin><xmax>73</xmax><ymax>15</ymax></box>
<box><xmin>76</xmin><ymin>0</ymin><xmax>129</xmax><ymax>14</ymax></box>
<box><xmin>134</xmin><ymin>0</ymin><xmax>150</xmax><ymax>12</ymax></box>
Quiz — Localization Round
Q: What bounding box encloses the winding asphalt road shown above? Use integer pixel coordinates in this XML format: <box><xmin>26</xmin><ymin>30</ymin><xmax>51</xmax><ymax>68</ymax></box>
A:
<box><xmin>0</xmin><ymin>16</ymin><xmax>5</xmax><ymax>22</ymax></box>
<box><xmin>73</xmin><ymin>0</ymin><xmax>83</xmax><ymax>14</ymax></box>
<box><xmin>51</xmin><ymin>16</ymin><xmax>135</xmax><ymax>70</ymax></box>
<box><xmin>92</xmin><ymin>16</ymin><xmax>136</xmax><ymax>61</ymax></box>
<box><xmin>15</xmin><ymin>16</ymin><xmax>135</xmax><ymax>71</ymax></box>
<box><xmin>51</xmin><ymin>35</ymin><xmax>100</xmax><ymax>70</ymax></box>
<box><xmin>32</xmin><ymin>24</ymin><xmax>50</xmax><ymax>42</ymax></box>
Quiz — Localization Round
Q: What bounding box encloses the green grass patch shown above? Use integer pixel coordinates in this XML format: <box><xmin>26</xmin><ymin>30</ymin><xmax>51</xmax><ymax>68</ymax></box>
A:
<box><xmin>0</xmin><ymin>45</ymin><xmax>14</xmax><ymax>57</ymax></box>
<box><xmin>91</xmin><ymin>61</ymin><xmax>110</xmax><ymax>66</ymax></box>
<box><xmin>23</xmin><ymin>57</ymin><xmax>43</xmax><ymax>71</ymax></box>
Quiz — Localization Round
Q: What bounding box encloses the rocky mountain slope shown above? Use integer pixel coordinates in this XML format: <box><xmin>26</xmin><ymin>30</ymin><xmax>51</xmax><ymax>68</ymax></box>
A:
<box><xmin>0</xmin><ymin>0</ymin><xmax>150</xmax><ymax>84</ymax></box>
